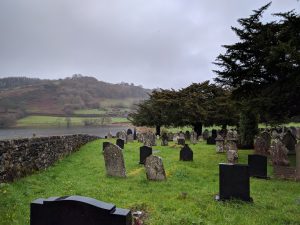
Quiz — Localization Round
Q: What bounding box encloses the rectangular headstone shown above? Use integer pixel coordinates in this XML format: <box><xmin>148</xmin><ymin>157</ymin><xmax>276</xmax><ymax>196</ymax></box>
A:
<box><xmin>248</xmin><ymin>154</ymin><xmax>268</xmax><ymax>179</ymax></box>
<box><xmin>30</xmin><ymin>196</ymin><xmax>132</xmax><ymax>225</ymax></box>
<box><xmin>103</xmin><ymin>143</ymin><xmax>126</xmax><ymax>177</ymax></box>
<box><xmin>116</xmin><ymin>139</ymin><xmax>125</xmax><ymax>149</ymax></box>
<box><xmin>216</xmin><ymin>163</ymin><xmax>252</xmax><ymax>202</ymax></box>
<box><xmin>139</xmin><ymin>146</ymin><xmax>152</xmax><ymax>164</ymax></box>
<box><xmin>177</xmin><ymin>138</ymin><xmax>185</xmax><ymax>145</ymax></box>
<box><xmin>180</xmin><ymin>144</ymin><xmax>193</xmax><ymax>161</ymax></box>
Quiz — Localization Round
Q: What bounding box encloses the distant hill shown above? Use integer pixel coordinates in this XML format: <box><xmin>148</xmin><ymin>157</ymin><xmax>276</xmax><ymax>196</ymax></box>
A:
<box><xmin>0</xmin><ymin>75</ymin><xmax>150</xmax><ymax>115</ymax></box>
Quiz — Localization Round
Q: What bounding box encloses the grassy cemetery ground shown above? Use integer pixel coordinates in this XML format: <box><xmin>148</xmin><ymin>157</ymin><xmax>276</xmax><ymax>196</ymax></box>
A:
<box><xmin>0</xmin><ymin>140</ymin><xmax>299</xmax><ymax>225</ymax></box>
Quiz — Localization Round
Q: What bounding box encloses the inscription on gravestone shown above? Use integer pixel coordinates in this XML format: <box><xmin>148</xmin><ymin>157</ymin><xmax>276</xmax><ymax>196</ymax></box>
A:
<box><xmin>30</xmin><ymin>195</ymin><xmax>132</xmax><ymax>225</ymax></box>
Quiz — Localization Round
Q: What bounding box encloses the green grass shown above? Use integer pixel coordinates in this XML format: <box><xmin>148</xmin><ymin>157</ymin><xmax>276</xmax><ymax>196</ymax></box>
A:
<box><xmin>16</xmin><ymin>116</ymin><xmax>129</xmax><ymax>127</ymax></box>
<box><xmin>0</xmin><ymin>140</ymin><xmax>299</xmax><ymax>225</ymax></box>
<box><xmin>73</xmin><ymin>109</ymin><xmax>108</xmax><ymax>115</ymax></box>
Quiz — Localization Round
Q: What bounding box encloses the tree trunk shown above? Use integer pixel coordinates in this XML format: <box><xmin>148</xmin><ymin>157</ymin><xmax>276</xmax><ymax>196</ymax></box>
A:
<box><xmin>155</xmin><ymin>125</ymin><xmax>161</xmax><ymax>136</ymax></box>
<box><xmin>238</xmin><ymin>109</ymin><xmax>258</xmax><ymax>149</ymax></box>
<box><xmin>193</xmin><ymin>122</ymin><xmax>202</xmax><ymax>137</ymax></box>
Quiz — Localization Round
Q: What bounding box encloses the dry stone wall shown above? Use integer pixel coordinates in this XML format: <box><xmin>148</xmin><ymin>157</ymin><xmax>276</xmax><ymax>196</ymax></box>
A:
<box><xmin>0</xmin><ymin>134</ymin><xmax>99</xmax><ymax>183</ymax></box>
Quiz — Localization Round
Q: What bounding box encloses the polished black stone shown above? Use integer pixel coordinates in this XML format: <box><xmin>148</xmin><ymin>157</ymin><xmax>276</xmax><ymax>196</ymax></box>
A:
<box><xmin>133</xmin><ymin>129</ymin><xmax>137</xmax><ymax>140</ymax></box>
<box><xmin>180</xmin><ymin>144</ymin><xmax>193</xmax><ymax>161</ymax></box>
<box><xmin>139</xmin><ymin>146</ymin><xmax>152</xmax><ymax>164</ymax></box>
<box><xmin>116</xmin><ymin>139</ymin><xmax>124</xmax><ymax>149</ymax></box>
<box><xmin>216</xmin><ymin>163</ymin><xmax>252</xmax><ymax>202</ymax></box>
<box><xmin>248</xmin><ymin>154</ymin><xmax>268</xmax><ymax>179</ymax></box>
<box><xmin>30</xmin><ymin>196</ymin><xmax>132</xmax><ymax>225</ymax></box>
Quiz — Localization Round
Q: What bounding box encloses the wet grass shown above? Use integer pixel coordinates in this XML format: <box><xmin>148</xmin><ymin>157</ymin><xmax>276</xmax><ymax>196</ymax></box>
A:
<box><xmin>0</xmin><ymin>140</ymin><xmax>299</xmax><ymax>225</ymax></box>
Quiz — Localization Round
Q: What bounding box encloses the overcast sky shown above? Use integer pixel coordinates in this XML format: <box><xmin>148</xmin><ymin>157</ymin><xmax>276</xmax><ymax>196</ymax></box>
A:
<box><xmin>0</xmin><ymin>0</ymin><xmax>298</xmax><ymax>89</ymax></box>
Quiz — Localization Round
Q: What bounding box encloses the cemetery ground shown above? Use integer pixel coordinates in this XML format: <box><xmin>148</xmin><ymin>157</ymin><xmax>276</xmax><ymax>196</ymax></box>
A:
<box><xmin>0</xmin><ymin>140</ymin><xmax>300</xmax><ymax>225</ymax></box>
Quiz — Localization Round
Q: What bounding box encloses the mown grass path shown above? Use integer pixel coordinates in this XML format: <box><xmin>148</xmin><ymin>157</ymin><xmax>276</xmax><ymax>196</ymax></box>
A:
<box><xmin>0</xmin><ymin>140</ymin><xmax>299</xmax><ymax>225</ymax></box>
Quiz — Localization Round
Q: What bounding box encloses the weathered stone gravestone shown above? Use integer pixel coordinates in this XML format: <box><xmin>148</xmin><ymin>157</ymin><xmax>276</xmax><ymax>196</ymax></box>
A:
<box><xmin>127</xmin><ymin>134</ymin><xmax>134</xmax><ymax>142</ymax></box>
<box><xmin>144</xmin><ymin>155</ymin><xmax>166</xmax><ymax>181</ymax></box>
<box><xmin>177</xmin><ymin>137</ymin><xmax>185</xmax><ymax>146</ymax></box>
<box><xmin>216</xmin><ymin>163</ymin><xmax>252</xmax><ymax>202</ymax></box>
<box><xmin>30</xmin><ymin>195</ymin><xmax>132</xmax><ymax>225</ymax></box>
<box><xmin>296</xmin><ymin>142</ymin><xmax>300</xmax><ymax>180</ymax></box>
<box><xmin>180</xmin><ymin>144</ymin><xmax>193</xmax><ymax>161</ymax></box>
<box><xmin>107</xmin><ymin>132</ymin><xmax>113</xmax><ymax>139</ymax></box>
<box><xmin>190</xmin><ymin>131</ymin><xmax>198</xmax><ymax>144</ymax></box>
<box><xmin>103</xmin><ymin>142</ymin><xmax>110</xmax><ymax>151</ymax></box>
<box><xmin>116</xmin><ymin>131</ymin><xmax>127</xmax><ymax>144</ymax></box>
<box><xmin>282</xmin><ymin>131</ymin><xmax>297</xmax><ymax>154</ymax></box>
<box><xmin>225</xmin><ymin>139</ymin><xmax>238</xmax><ymax>152</ymax></box>
<box><xmin>202</xmin><ymin>129</ymin><xmax>210</xmax><ymax>140</ymax></box>
<box><xmin>161</xmin><ymin>133</ymin><xmax>168</xmax><ymax>146</ymax></box>
<box><xmin>116</xmin><ymin>139</ymin><xmax>125</xmax><ymax>149</ymax></box>
<box><xmin>143</xmin><ymin>132</ymin><xmax>156</xmax><ymax>147</ymax></box>
<box><xmin>139</xmin><ymin>146</ymin><xmax>152</xmax><ymax>164</ymax></box>
<box><xmin>215</xmin><ymin>135</ymin><xmax>225</xmax><ymax>153</ymax></box>
<box><xmin>127</xmin><ymin>129</ymin><xmax>133</xmax><ymax>135</ymax></box>
<box><xmin>270</xmin><ymin>139</ymin><xmax>289</xmax><ymax>166</ymax></box>
<box><xmin>185</xmin><ymin>131</ymin><xmax>191</xmax><ymax>140</ymax></box>
<box><xmin>248</xmin><ymin>154</ymin><xmax>268</xmax><ymax>179</ymax></box>
<box><xmin>227</xmin><ymin>150</ymin><xmax>238</xmax><ymax>164</ymax></box>
<box><xmin>254</xmin><ymin>135</ymin><xmax>269</xmax><ymax>156</ymax></box>
<box><xmin>103</xmin><ymin>143</ymin><xmax>126</xmax><ymax>177</ymax></box>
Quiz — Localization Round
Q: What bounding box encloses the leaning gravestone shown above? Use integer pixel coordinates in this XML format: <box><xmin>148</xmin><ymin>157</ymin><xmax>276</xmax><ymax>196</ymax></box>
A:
<box><xmin>215</xmin><ymin>135</ymin><xmax>225</xmax><ymax>153</ymax></box>
<box><xmin>139</xmin><ymin>146</ymin><xmax>152</xmax><ymax>164</ymax></box>
<box><xmin>248</xmin><ymin>154</ymin><xmax>268</xmax><ymax>179</ymax></box>
<box><xmin>282</xmin><ymin>131</ymin><xmax>297</xmax><ymax>154</ymax></box>
<box><xmin>216</xmin><ymin>163</ymin><xmax>252</xmax><ymax>202</ymax></box>
<box><xmin>144</xmin><ymin>155</ymin><xmax>166</xmax><ymax>181</ymax></box>
<box><xmin>103</xmin><ymin>143</ymin><xmax>126</xmax><ymax>177</ymax></box>
<box><xmin>30</xmin><ymin>195</ymin><xmax>132</xmax><ymax>225</ymax></box>
<box><xmin>270</xmin><ymin>139</ymin><xmax>289</xmax><ymax>166</ymax></box>
<box><xmin>116</xmin><ymin>139</ymin><xmax>125</xmax><ymax>149</ymax></box>
<box><xmin>180</xmin><ymin>144</ymin><xmax>193</xmax><ymax>161</ymax></box>
<box><xmin>178</xmin><ymin>137</ymin><xmax>185</xmax><ymax>146</ymax></box>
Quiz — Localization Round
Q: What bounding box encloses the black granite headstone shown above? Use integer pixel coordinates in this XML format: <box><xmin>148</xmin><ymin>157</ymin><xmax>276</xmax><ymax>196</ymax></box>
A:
<box><xmin>248</xmin><ymin>154</ymin><xmax>268</xmax><ymax>179</ymax></box>
<box><xmin>30</xmin><ymin>196</ymin><xmax>132</xmax><ymax>225</ymax></box>
<box><xmin>180</xmin><ymin>144</ymin><xmax>193</xmax><ymax>161</ymax></box>
<box><xmin>116</xmin><ymin>139</ymin><xmax>124</xmax><ymax>149</ymax></box>
<box><xmin>206</xmin><ymin>136</ymin><xmax>216</xmax><ymax>145</ymax></box>
<box><xmin>127</xmin><ymin>129</ymin><xmax>133</xmax><ymax>135</ymax></box>
<box><xmin>103</xmin><ymin>142</ymin><xmax>110</xmax><ymax>151</ymax></box>
<box><xmin>139</xmin><ymin>146</ymin><xmax>152</xmax><ymax>164</ymax></box>
<box><xmin>133</xmin><ymin>129</ymin><xmax>137</xmax><ymax>140</ymax></box>
<box><xmin>216</xmin><ymin>163</ymin><xmax>252</xmax><ymax>202</ymax></box>
<box><xmin>178</xmin><ymin>138</ymin><xmax>185</xmax><ymax>145</ymax></box>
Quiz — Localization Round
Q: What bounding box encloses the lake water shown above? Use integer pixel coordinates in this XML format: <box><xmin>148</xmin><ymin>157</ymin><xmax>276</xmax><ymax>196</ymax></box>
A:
<box><xmin>0</xmin><ymin>126</ymin><xmax>131</xmax><ymax>140</ymax></box>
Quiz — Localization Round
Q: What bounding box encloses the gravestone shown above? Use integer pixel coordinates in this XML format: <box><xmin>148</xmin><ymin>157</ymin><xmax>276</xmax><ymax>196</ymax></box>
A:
<box><xmin>202</xmin><ymin>129</ymin><xmax>210</xmax><ymax>140</ymax></box>
<box><xmin>143</xmin><ymin>132</ymin><xmax>156</xmax><ymax>147</ymax></box>
<box><xmin>117</xmin><ymin>130</ymin><xmax>127</xmax><ymax>144</ymax></box>
<box><xmin>107</xmin><ymin>132</ymin><xmax>113</xmax><ymax>139</ymax></box>
<box><xmin>167</xmin><ymin>133</ymin><xmax>174</xmax><ymax>141</ymax></box>
<box><xmin>190</xmin><ymin>131</ymin><xmax>198</xmax><ymax>144</ymax></box>
<box><xmin>178</xmin><ymin>137</ymin><xmax>185</xmax><ymax>146</ymax></box>
<box><xmin>139</xmin><ymin>146</ymin><xmax>152</xmax><ymax>164</ymax></box>
<box><xmin>116</xmin><ymin>139</ymin><xmax>125</xmax><ymax>149</ymax></box>
<box><xmin>227</xmin><ymin>150</ymin><xmax>238</xmax><ymax>164</ymax></box>
<box><xmin>133</xmin><ymin>128</ymin><xmax>137</xmax><ymax>140</ymax></box>
<box><xmin>30</xmin><ymin>195</ymin><xmax>132</xmax><ymax>225</ymax></box>
<box><xmin>215</xmin><ymin>135</ymin><xmax>225</xmax><ymax>153</ymax></box>
<box><xmin>296</xmin><ymin>142</ymin><xmax>300</xmax><ymax>180</ymax></box>
<box><xmin>248</xmin><ymin>154</ymin><xmax>268</xmax><ymax>179</ymax></box>
<box><xmin>254</xmin><ymin>136</ymin><xmax>269</xmax><ymax>156</ymax></box>
<box><xmin>180</xmin><ymin>144</ymin><xmax>193</xmax><ymax>161</ymax></box>
<box><xmin>161</xmin><ymin>133</ymin><xmax>168</xmax><ymax>146</ymax></box>
<box><xmin>103</xmin><ymin>143</ymin><xmax>126</xmax><ymax>177</ymax></box>
<box><xmin>144</xmin><ymin>155</ymin><xmax>166</xmax><ymax>181</ymax></box>
<box><xmin>127</xmin><ymin>134</ymin><xmax>134</xmax><ymax>142</ymax></box>
<box><xmin>127</xmin><ymin>129</ymin><xmax>133</xmax><ymax>135</ymax></box>
<box><xmin>270</xmin><ymin>139</ymin><xmax>289</xmax><ymax>166</ymax></box>
<box><xmin>216</xmin><ymin>163</ymin><xmax>252</xmax><ymax>202</ymax></box>
<box><xmin>207</xmin><ymin>130</ymin><xmax>217</xmax><ymax>145</ymax></box>
<box><xmin>282</xmin><ymin>131</ymin><xmax>297</xmax><ymax>154</ymax></box>
<box><xmin>173</xmin><ymin>135</ymin><xmax>179</xmax><ymax>142</ymax></box>
<box><xmin>185</xmin><ymin>131</ymin><xmax>191</xmax><ymax>140</ymax></box>
<box><xmin>103</xmin><ymin>142</ymin><xmax>110</xmax><ymax>151</ymax></box>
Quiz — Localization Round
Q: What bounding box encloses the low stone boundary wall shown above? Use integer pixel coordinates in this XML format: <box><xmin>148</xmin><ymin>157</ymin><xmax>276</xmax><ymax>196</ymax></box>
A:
<box><xmin>273</xmin><ymin>165</ymin><xmax>296</xmax><ymax>180</ymax></box>
<box><xmin>0</xmin><ymin>134</ymin><xmax>99</xmax><ymax>183</ymax></box>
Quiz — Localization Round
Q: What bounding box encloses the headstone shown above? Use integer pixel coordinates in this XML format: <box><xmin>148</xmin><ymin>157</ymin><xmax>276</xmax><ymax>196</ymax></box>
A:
<box><xmin>161</xmin><ymin>133</ymin><xmax>168</xmax><ymax>146</ymax></box>
<box><xmin>139</xmin><ymin>146</ymin><xmax>152</xmax><ymax>164</ymax></box>
<box><xmin>118</xmin><ymin>130</ymin><xmax>127</xmax><ymax>144</ymax></box>
<box><xmin>254</xmin><ymin>136</ymin><xmax>269</xmax><ymax>156</ymax></box>
<box><xmin>137</xmin><ymin>133</ymin><xmax>143</xmax><ymax>143</ymax></box>
<box><xmin>178</xmin><ymin>137</ymin><xmax>185</xmax><ymax>146</ymax></box>
<box><xmin>190</xmin><ymin>131</ymin><xmax>198</xmax><ymax>144</ymax></box>
<box><xmin>207</xmin><ymin>130</ymin><xmax>218</xmax><ymax>145</ymax></box>
<box><xmin>103</xmin><ymin>142</ymin><xmax>110</xmax><ymax>151</ymax></box>
<box><xmin>270</xmin><ymin>139</ymin><xmax>289</xmax><ymax>166</ymax></box>
<box><xmin>248</xmin><ymin>154</ymin><xmax>268</xmax><ymax>179</ymax></box>
<box><xmin>116</xmin><ymin>139</ymin><xmax>125</xmax><ymax>149</ymax></box>
<box><xmin>296</xmin><ymin>142</ymin><xmax>300</xmax><ymax>180</ymax></box>
<box><xmin>215</xmin><ymin>135</ymin><xmax>225</xmax><ymax>153</ymax></box>
<box><xmin>215</xmin><ymin>163</ymin><xmax>252</xmax><ymax>202</ymax></box>
<box><xmin>133</xmin><ymin>128</ymin><xmax>137</xmax><ymax>140</ymax></box>
<box><xmin>144</xmin><ymin>155</ymin><xmax>166</xmax><ymax>181</ymax></box>
<box><xmin>107</xmin><ymin>131</ymin><xmax>113</xmax><ymax>139</ymax></box>
<box><xmin>127</xmin><ymin>129</ymin><xmax>133</xmax><ymax>135</ymax></box>
<box><xmin>225</xmin><ymin>139</ymin><xmax>237</xmax><ymax>152</ymax></box>
<box><xmin>167</xmin><ymin>133</ymin><xmax>174</xmax><ymax>141</ymax></box>
<box><xmin>103</xmin><ymin>143</ymin><xmax>126</xmax><ymax>177</ymax></box>
<box><xmin>227</xmin><ymin>150</ymin><xmax>238</xmax><ymax>164</ymax></box>
<box><xmin>127</xmin><ymin>134</ymin><xmax>134</xmax><ymax>142</ymax></box>
<box><xmin>180</xmin><ymin>144</ymin><xmax>193</xmax><ymax>161</ymax></box>
<box><xmin>282</xmin><ymin>131</ymin><xmax>297</xmax><ymax>154</ymax></box>
<box><xmin>202</xmin><ymin>129</ymin><xmax>210</xmax><ymax>140</ymax></box>
<box><xmin>143</xmin><ymin>132</ymin><xmax>156</xmax><ymax>147</ymax></box>
<box><xmin>173</xmin><ymin>135</ymin><xmax>179</xmax><ymax>142</ymax></box>
<box><xmin>30</xmin><ymin>196</ymin><xmax>132</xmax><ymax>225</ymax></box>
<box><xmin>185</xmin><ymin>131</ymin><xmax>191</xmax><ymax>140</ymax></box>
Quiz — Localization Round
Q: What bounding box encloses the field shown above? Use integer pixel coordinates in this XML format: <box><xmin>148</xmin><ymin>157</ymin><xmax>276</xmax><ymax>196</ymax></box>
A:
<box><xmin>16</xmin><ymin>116</ymin><xmax>129</xmax><ymax>127</ymax></box>
<box><xmin>0</xmin><ymin>139</ymin><xmax>299</xmax><ymax>225</ymax></box>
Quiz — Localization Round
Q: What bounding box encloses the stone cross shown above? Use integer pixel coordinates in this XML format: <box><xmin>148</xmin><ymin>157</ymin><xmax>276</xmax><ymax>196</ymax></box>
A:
<box><xmin>103</xmin><ymin>143</ymin><xmax>126</xmax><ymax>177</ymax></box>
